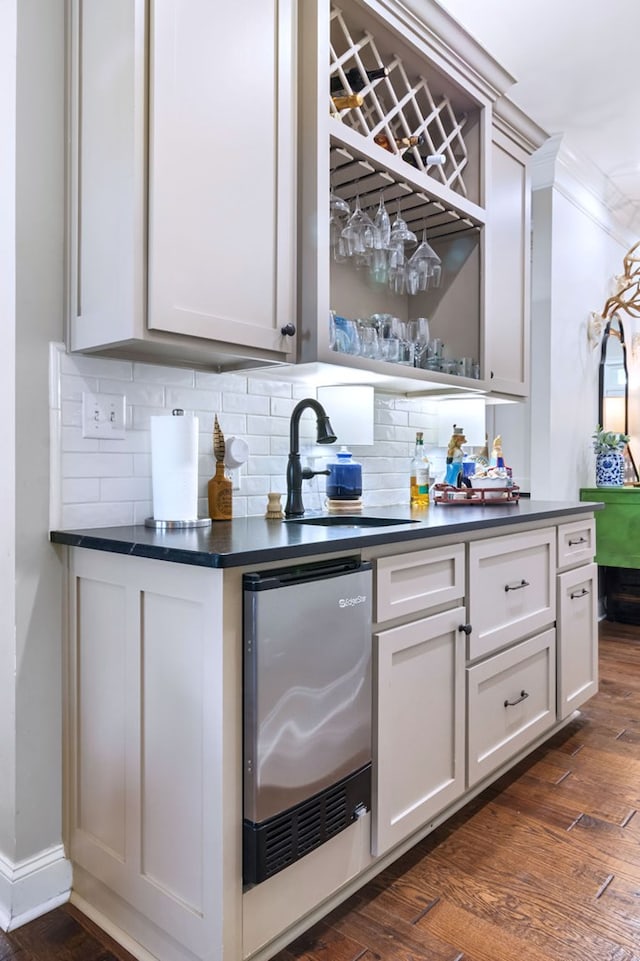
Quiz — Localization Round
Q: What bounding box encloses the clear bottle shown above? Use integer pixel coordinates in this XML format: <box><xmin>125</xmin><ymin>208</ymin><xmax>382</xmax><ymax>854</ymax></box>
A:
<box><xmin>410</xmin><ymin>431</ymin><xmax>430</xmax><ymax>509</ymax></box>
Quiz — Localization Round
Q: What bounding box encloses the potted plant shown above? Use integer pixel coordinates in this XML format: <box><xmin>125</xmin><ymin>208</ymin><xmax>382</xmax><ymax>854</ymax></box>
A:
<box><xmin>592</xmin><ymin>425</ymin><xmax>629</xmax><ymax>487</ymax></box>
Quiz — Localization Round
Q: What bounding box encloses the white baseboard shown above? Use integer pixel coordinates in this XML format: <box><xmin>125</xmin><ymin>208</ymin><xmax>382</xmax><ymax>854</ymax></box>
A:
<box><xmin>0</xmin><ymin>844</ymin><xmax>72</xmax><ymax>931</ymax></box>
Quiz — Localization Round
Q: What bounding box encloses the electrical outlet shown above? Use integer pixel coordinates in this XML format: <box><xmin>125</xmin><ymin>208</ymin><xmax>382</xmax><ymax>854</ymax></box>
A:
<box><xmin>82</xmin><ymin>392</ymin><xmax>126</xmax><ymax>439</ymax></box>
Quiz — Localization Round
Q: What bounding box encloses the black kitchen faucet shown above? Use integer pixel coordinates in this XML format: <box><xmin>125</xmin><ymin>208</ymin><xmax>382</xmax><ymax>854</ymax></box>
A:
<box><xmin>284</xmin><ymin>398</ymin><xmax>337</xmax><ymax>517</ymax></box>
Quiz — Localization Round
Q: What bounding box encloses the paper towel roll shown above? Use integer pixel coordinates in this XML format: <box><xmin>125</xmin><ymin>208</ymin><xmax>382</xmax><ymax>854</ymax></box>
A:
<box><xmin>150</xmin><ymin>411</ymin><xmax>199</xmax><ymax>521</ymax></box>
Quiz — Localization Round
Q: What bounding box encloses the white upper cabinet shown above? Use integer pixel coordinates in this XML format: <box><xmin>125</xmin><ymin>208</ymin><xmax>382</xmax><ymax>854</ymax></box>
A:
<box><xmin>68</xmin><ymin>0</ymin><xmax>297</xmax><ymax>370</ymax></box>
<box><xmin>295</xmin><ymin>0</ymin><xmax>547</xmax><ymax>397</ymax></box>
<box><xmin>67</xmin><ymin>0</ymin><xmax>546</xmax><ymax>395</ymax></box>
<box><xmin>485</xmin><ymin>101</ymin><xmax>546</xmax><ymax>397</ymax></box>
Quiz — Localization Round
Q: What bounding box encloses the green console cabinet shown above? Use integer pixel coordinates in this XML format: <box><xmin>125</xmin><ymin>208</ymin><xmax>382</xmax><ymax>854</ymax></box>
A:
<box><xmin>580</xmin><ymin>487</ymin><xmax>640</xmax><ymax>567</ymax></box>
<box><xmin>580</xmin><ymin>487</ymin><xmax>640</xmax><ymax>621</ymax></box>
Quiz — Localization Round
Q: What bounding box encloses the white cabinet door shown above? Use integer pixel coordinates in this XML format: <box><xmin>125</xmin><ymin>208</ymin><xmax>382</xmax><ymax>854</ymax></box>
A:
<box><xmin>372</xmin><ymin>607</ymin><xmax>466</xmax><ymax>856</ymax></box>
<box><xmin>148</xmin><ymin>0</ymin><xmax>296</xmax><ymax>357</ymax></box>
<box><xmin>485</xmin><ymin>116</ymin><xmax>534</xmax><ymax>397</ymax></box>
<box><xmin>557</xmin><ymin>563</ymin><xmax>598</xmax><ymax>719</ymax></box>
<box><xmin>67</xmin><ymin>549</ymin><xmax>225</xmax><ymax>960</ymax></box>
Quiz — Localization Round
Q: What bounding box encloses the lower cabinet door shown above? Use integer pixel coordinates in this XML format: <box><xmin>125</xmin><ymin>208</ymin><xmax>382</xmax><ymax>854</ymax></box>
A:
<box><xmin>467</xmin><ymin>629</ymin><xmax>556</xmax><ymax>788</ymax></box>
<box><xmin>372</xmin><ymin>607</ymin><xmax>466</xmax><ymax>856</ymax></box>
<box><xmin>557</xmin><ymin>563</ymin><xmax>598</xmax><ymax>719</ymax></box>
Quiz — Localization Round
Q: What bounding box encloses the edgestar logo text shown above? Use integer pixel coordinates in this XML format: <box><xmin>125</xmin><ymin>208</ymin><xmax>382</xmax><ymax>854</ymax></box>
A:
<box><xmin>338</xmin><ymin>595</ymin><xmax>367</xmax><ymax>608</ymax></box>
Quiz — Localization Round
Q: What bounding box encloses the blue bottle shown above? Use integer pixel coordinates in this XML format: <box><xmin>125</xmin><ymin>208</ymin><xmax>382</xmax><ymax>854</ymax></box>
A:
<box><xmin>326</xmin><ymin>447</ymin><xmax>362</xmax><ymax>500</ymax></box>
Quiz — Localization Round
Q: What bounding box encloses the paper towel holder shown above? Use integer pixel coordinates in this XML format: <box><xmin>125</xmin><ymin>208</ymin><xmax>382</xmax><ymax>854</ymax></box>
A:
<box><xmin>144</xmin><ymin>409</ymin><xmax>213</xmax><ymax>530</ymax></box>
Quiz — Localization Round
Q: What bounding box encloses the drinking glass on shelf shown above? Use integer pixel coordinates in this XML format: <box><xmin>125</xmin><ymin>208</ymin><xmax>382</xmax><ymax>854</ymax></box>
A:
<box><xmin>407</xmin><ymin>317</ymin><xmax>430</xmax><ymax>367</ymax></box>
<box><xmin>359</xmin><ymin>325</ymin><xmax>381</xmax><ymax>360</ymax></box>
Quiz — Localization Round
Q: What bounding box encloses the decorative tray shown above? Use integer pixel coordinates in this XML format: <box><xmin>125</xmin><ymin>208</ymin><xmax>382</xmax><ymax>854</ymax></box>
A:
<box><xmin>433</xmin><ymin>483</ymin><xmax>520</xmax><ymax>506</ymax></box>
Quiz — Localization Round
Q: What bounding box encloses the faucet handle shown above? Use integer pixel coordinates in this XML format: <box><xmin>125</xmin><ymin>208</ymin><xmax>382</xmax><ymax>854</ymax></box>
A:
<box><xmin>301</xmin><ymin>467</ymin><xmax>331</xmax><ymax>480</ymax></box>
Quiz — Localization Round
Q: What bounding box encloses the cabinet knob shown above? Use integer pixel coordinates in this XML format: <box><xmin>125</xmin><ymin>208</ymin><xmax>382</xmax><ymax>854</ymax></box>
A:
<box><xmin>458</xmin><ymin>623</ymin><xmax>472</xmax><ymax>635</ymax></box>
<box><xmin>280</xmin><ymin>323</ymin><xmax>296</xmax><ymax>337</ymax></box>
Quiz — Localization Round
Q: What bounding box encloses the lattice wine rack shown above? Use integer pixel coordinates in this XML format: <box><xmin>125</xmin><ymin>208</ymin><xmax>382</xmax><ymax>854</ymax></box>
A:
<box><xmin>329</xmin><ymin>4</ymin><xmax>474</xmax><ymax>209</ymax></box>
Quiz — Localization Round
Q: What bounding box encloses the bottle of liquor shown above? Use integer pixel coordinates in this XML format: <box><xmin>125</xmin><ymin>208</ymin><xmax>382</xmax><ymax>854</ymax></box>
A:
<box><xmin>374</xmin><ymin>132</ymin><xmax>424</xmax><ymax>152</ymax></box>
<box><xmin>410</xmin><ymin>431</ymin><xmax>430</xmax><ymax>509</ymax></box>
<box><xmin>208</xmin><ymin>415</ymin><xmax>233</xmax><ymax>521</ymax></box>
<box><xmin>331</xmin><ymin>93</ymin><xmax>364</xmax><ymax>111</ymax></box>
<box><xmin>330</xmin><ymin>65</ymin><xmax>389</xmax><ymax>94</ymax></box>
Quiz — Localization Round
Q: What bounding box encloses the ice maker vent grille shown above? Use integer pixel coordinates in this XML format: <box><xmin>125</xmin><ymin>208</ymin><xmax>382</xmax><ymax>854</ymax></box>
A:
<box><xmin>243</xmin><ymin>764</ymin><xmax>371</xmax><ymax>885</ymax></box>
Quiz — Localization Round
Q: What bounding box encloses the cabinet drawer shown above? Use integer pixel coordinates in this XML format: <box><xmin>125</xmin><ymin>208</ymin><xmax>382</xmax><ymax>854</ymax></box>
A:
<box><xmin>467</xmin><ymin>629</ymin><xmax>556</xmax><ymax>787</ymax></box>
<box><xmin>557</xmin><ymin>519</ymin><xmax>595</xmax><ymax>570</ymax></box>
<box><xmin>557</xmin><ymin>563</ymin><xmax>598</xmax><ymax>719</ymax></box>
<box><xmin>374</xmin><ymin>544</ymin><xmax>465</xmax><ymax>623</ymax></box>
<box><xmin>468</xmin><ymin>528</ymin><xmax>555</xmax><ymax>660</ymax></box>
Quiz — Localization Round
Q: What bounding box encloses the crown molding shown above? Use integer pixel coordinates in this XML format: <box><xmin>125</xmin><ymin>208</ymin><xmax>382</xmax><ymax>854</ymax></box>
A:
<box><xmin>531</xmin><ymin>134</ymin><xmax>640</xmax><ymax>244</ymax></box>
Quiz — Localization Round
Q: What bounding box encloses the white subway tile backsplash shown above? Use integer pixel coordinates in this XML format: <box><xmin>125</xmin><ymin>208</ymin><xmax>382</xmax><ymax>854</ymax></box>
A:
<box><xmin>62</xmin><ymin>501</ymin><xmax>134</xmax><ymax>529</ymax></box>
<box><xmin>100</xmin><ymin>477</ymin><xmax>152</xmax><ymax>502</ymax></box>
<box><xmin>248</xmin><ymin>378</ymin><xmax>292</xmax><ymax>397</ymax></box>
<box><xmin>166</xmin><ymin>387</ymin><xmax>221</xmax><ymax>412</ymax></box>
<box><xmin>61</xmin><ymin>374</ymin><xmax>100</xmax><ymax>401</ymax></box>
<box><xmin>108</xmin><ymin>383</ymin><xmax>164</xmax><ymax>408</ymax></box>
<box><xmin>196</xmin><ymin>371</ymin><xmax>247</xmax><ymax>392</ymax></box>
<box><xmin>63</xmin><ymin>478</ymin><xmax>100</xmax><ymax>502</ymax></box>
<box><xmin>65</xmin><ymin>452</ymin><xmax>135</xmax><ymax>478</ymax></box>
<box><xmin>222</xmin><ymin>392</ymin><xmax>270</xmax><ymax>415</ymax></box>
<box><xmin>134</xmin><ymin>362</ymin><xmax>195</xmax><ymax>386</ymax></box>
<box><xmin>62</xmin><ymin>426</ymin><xmax>100</xmax><ymax>452</ymax></box>
<box><xmin>60</xmin><ymin>353</ymin><xmax>133</xmax><ymax>381</ymax></box>
<box><xmin>51</xmin><ymin>346</ymin><xmax>484</xmax><ymax>528</ymax></box>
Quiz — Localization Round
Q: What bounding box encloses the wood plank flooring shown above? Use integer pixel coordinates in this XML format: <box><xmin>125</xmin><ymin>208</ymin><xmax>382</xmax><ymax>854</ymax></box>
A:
<box><xmin>1</xmin><ymin>620</ymin><xmax>639</xmax><ymax>961</ymax></box>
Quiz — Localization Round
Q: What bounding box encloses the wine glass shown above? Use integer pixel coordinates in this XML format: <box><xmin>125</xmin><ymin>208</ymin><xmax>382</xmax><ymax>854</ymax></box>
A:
<box><xmin>341</xmin><ymin>196</ymin><xmax>377</xmax><ymax>259</ymax></box>
<box><xmin>409</xmin><ymin>228</ymin><xmax>442</xmax><ymax>289</ymax></box>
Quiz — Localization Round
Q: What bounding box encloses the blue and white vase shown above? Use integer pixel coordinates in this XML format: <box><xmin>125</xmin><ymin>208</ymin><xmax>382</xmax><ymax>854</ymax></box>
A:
<box><xmin>595</xmin><ymin>450</ymin><xmax>624</xmax><ymax>487</ymax></box>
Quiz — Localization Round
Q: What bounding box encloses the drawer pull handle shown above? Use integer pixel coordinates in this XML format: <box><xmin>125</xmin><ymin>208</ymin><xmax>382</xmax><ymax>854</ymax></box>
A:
<box><xmin>568</xmin><ymin>536</ymin><xmax>587</xmax><ymax>546</ymax></box>
<box><xmin>504</xmin><ymin>690</ymin><xmax>529</xmax><ymax>708</ymax></box>
<box><xmin>504</xmin><ymin>579</ymin><xmax>530</xmax><ymax>592</ymax></box>
<box><xmin>570</xmin><ymin>588</ymin><xmax>590</xmax><ymax>599</ymax></box>
<box><xmin>458</xmin><ymin>623</ymin><xmax>472</xmax><ymax>635</ymax></box>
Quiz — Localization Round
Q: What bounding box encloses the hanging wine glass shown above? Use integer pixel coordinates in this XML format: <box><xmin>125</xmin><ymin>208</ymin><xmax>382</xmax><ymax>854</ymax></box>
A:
<box><xmin>341</xmin><ymin>195</ymin><xmax>377</xmax><ymax>261</ymax></box>
<box><xmin>373</xmin><ymin>194</ymin><xmax>391</xmax><ymax>248</ymax></box>
<box><xmin>408</xmin><ymin>228</ymin><xmax>442</xmax><ymax>290</ymax></box>
<box><xmin>330</xmin><ymin>188</ymin><xmax>351</xmax><ymax>263</ymax></box>
<box><xmin>389</xmin><ymin>204</ymin><xmax>417</xmax><ymax>248</ymax></box>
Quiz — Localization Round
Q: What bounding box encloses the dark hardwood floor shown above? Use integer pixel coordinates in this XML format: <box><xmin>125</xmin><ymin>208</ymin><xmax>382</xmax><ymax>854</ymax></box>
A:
<box><xmin>2</xmin><ymin>620</ymin><xmax>639</xmax><ymax>961</ymax></box>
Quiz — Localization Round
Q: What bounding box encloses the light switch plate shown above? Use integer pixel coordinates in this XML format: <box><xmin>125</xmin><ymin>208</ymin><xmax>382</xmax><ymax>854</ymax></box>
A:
<box><xmin>82</xmin><ymin>392</ymin><xmax>126</xmax><ymax>439</ymax></box>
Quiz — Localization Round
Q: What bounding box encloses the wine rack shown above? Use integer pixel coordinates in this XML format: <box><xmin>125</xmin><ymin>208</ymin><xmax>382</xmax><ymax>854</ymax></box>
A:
<box><xmin>329</xmin><ymin>3</ymin><xmax>475</xmax><ymax>202</ymax></box>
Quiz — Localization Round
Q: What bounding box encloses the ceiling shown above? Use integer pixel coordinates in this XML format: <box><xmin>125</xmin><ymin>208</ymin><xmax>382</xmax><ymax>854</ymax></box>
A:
<box><xmin>436</xmin><ymin>0</ymin><xmax>640</xmax><ymax>223</ymax></box>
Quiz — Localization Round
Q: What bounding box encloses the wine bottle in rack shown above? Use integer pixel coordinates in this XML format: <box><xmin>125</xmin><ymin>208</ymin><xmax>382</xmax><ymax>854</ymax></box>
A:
<box><xmin>330</xmin><ymin>65</ymin><xmax>389</xmax><ymax>94</ymax></box>
<box><xmin>331</xmin><ymin>93</ymin><xmax>364</xmax><ymax>111</ymax></box>
<box><xmin>373</xmin><ymin>133</ymin><xmax>425</xmax><ymax>152</ymax></box>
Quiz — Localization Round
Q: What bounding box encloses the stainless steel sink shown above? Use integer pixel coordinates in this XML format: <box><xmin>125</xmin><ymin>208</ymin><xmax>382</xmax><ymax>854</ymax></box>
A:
<box><xmin>285</xmin><ymin>515</ymin><xmax>420</xmax><ymax>528</ymax></box>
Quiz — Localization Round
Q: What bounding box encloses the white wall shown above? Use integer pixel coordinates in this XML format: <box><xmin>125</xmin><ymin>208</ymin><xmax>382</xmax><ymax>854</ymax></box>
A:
<box><xmin>529</xmin><ymin>138</ymin><xmax>637</xmax><ymax>500</ymax></box>
<box><xmin>0</xmin><ymin>0</ymin><xmax>18</xmax><ymax>864</ymax></box>
<box><xmin>0</xmin><ymin>0</ymin><xmax>71</xmax><ymax>931</ymax></box>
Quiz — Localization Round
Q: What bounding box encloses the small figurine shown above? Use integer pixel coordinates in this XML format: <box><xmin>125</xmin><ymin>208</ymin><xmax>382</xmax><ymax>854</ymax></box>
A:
<box><xmin>445</xmin><ymin>424</ymin><xmax>467</xmax><ymax>486</ymax></box>
<box><xmin>491</xmin><ymin>435</ymin><xmax>504</xmax><ymax>468</ymax></box>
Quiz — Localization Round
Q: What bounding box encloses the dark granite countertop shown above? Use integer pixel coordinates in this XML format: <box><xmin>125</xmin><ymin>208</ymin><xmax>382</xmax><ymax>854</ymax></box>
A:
<box><xmin>50</xmin><ymin>499</ymin><xmax>602</xmax><ymax>569</ymax></box>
